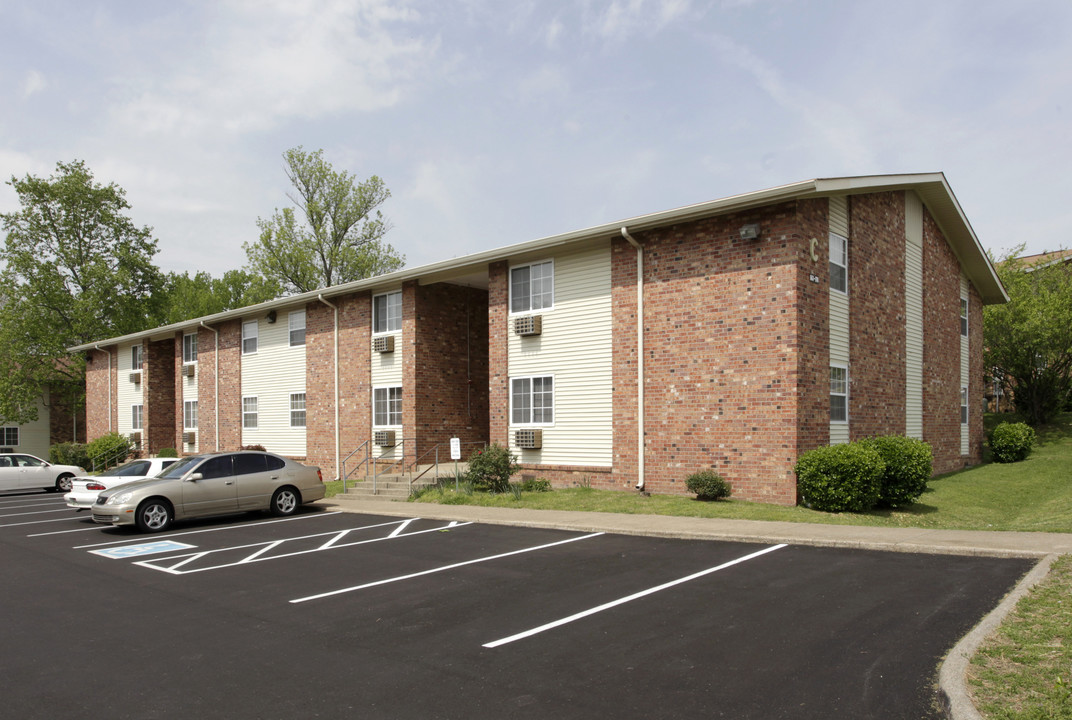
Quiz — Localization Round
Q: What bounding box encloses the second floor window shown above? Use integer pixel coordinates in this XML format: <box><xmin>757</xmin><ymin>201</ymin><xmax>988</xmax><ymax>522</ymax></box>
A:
<box><xmin>829</xmin><ymin>233</ymin><xmax>848</xmax><ymax>294</ymax></box>
<box><xmin>289</xmin><ymin>310</ymin><xmax>306</xmax><ymax>347</ymax></box>
<box><xmin>242</xmin><ymin>321</ymin><xmax>258</xmax><ymax>354</ymax></box>
<box><xmin>184</xmin><ymin>400</ymin><xmax>198</xmax><ymax>430</ymax></box>
<box><xmin>131</xmin><ymin>344</ymin><xmax>143</xmax><ymax>371</ymax></box>
<box><xmin>132</xmin><ymin>404</ymin><xmax>144</xmax><ymax>430</ymax></box>
<box><xmin>373</xmin><ymin>292</ymin><xmax>402</xmax><ymax>334</ymax></box>
<box><xmin>510</xmin><ymin>260</ymin><xmax>554</xmax><ymax>313</ymax></box>
<box><xmin>183</xmin><ymin>333</ymin><xmax>198</xmax><ymax>364</ymax></box>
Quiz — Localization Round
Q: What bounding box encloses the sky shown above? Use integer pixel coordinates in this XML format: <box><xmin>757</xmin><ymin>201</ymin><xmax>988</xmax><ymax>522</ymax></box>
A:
<box><xmin>2</xmin><ymin>0</ymin><xmax>1070</xmax><ymax>278</ymax></box>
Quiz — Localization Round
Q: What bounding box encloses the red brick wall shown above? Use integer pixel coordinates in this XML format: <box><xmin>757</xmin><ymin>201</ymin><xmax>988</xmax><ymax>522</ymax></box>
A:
<box><xmin>205</xmin><ymin>320</ymin><xmax>242</xmax><ymax>451</ymax></box>
<box><xmin>488</xmin><ymin>261</ymin><xmax>510</xmax><ymax>448</ymax></box>
<box><xmin>145</xmin><ymin>339</ymin><xmax>176</xmax><ymax>456</ymax></box>
<box><xmin>413</xmin><ymin>283</ymin><xmax>490</xmax><ymax>460</ymax></box>
<box><xmin>922</xmin><ymin>208</ymin><xmax>966</xmax><ymax>474</ymax></box>
<box><xmin>611</xmin><ymin>237</ymin><xmax>641</xmax><ymax>489</ymax></box>
<box><xmin>795</xmin><ymin>198</ymin><xmax>832</xmax><ymax>460</ymax></box>
<box><xmin>848</xmin><ymin>192</ymin><xmax>908</xmax><ymax>439</ymax></box>
<box><xmin>84</xmin><ymin>348</ymin><xmax>115</xmax><ymax>441</ymax></box>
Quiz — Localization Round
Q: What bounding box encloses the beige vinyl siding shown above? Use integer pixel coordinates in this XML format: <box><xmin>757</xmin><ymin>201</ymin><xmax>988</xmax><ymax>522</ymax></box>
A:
<box><xmin>829</xmin><ymin>196</ymin><xmax>850</xmax><ymax>445</ymax></box>
<box><xmin>117</xmin><ymin>342</ymin><xmax>142</xmax><ymax>438</ymax></box>
<box><xmin>507</xmin><ymin>244</ymin><xmax>613</xmax><ymax>466</ymax></box>
<box><xmin>241</xmin><ymin>311</ymin><xmax>306</xmax><ymax>456</ymax></box>
<box><xmin>370</xmin><ymin>291</ymin><xmax>403</xmax><ymax>460</ymax></box>
<box><xmin>960</xmin><ymin>274</ymin><xmax>970</xmax><ymax>455</ymax></box>
<box><xmin>1</xmin><ymin>395</ymin><xmax>51</xmax><ymax>457</ymax></box>
<box><xmin>905</xmin><ymin>192</ymin><xmax>924</xmax><ymax>439</ymax></box>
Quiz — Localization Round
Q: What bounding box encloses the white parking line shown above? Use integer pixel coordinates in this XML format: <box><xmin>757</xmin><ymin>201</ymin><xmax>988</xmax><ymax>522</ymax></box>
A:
<box><xmin>136</xmin><ymin>519</ymin><xmax>472</xmax><ymax>575</ymax></box>
<box><xmin>28</xmin><ymin>524</ymin><xmax>110</xmax><ymax>537</ymax></box>
<box><xmin>0</xmin><ymin>500</ymin><xmax>65</xmax><ymax>509</ymax></box>
<box><xmin>0</xmin><ymin>508</ymin><xmax>76</xmax><ymax>519</ymax></box>
<box><xmin>290</xmin><ymin>532</ymin><xmax>606</xmax><ymax>604</ymax></box>
<box><xmin>72</xmin><ymin>511</ymin><xmax>343</xmax><ymax>549</ymax></box>
<box><xmin>482</xmin><ymin>543</ymin><xmax>788</xmax><ymax>648</ymax></box>
<box><xmin>0</xmin><ymin>516</ymin><xmax>88</xmax><ymax>528</ymax></box>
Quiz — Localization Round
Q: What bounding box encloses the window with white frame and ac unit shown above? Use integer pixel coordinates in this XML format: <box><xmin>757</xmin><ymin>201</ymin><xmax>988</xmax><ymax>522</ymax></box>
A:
<box><xmin>511</xmin><ymin>376</ymin><xmax>554</xmax><ymax>425</ymax></box>
<box><xmin>373</xmin><ymin>386</ymin><xmax>402</xmax><ymax>426</ymax></box>
<box><xmin>130</xmin><ymin>344</ymin><xmax>143</xmax><ymax>371</ymax></box>
<box><xmin>132</xmin><ymin>404</ymin><xmax>144</xmax><ymax>431</ymax></box>
<box><xmin>183</xmin><ymin>333</ymin><xmax>198</xmax><ymax>364</ymax></box>
<box><xmin>510</xmin><ymin>260</ymin><xmax>554</xmax><ymax>314</ymax></box>
<box><xmin>373</xmin><ymin>291</ymin><xmax>402</xmax><ymax>334</ymax></box>
<box><xmin>183</xmin><ymin>400</ymin><xmax>198</xmax><ymax>430</ymax></box>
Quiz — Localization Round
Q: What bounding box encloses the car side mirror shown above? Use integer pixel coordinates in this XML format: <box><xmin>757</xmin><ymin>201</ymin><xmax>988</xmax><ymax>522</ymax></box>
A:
<box><xmin>186</xmin><ymin>472</ymin><xmax>204</xmax><ymax>482</ymax></box>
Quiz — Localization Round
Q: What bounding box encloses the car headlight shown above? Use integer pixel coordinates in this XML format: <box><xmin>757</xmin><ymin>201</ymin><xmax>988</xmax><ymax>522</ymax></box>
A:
<box><xmin>106</xmin><ymin>492</ymin><xmax>134</xmax><ymax>505</ymax></box>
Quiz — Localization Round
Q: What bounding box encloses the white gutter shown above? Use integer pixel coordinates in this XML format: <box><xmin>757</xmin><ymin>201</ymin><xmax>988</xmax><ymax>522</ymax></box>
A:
<box><xmin>95</xmin><ymin>345</ymin><xmax>112</xmax><ymax>432</ymax></box>
<box><xmin>317</xmin><ymin>295</ymin><xmax>341</xmax><ymax>480</ymax></box>
<box><xmin>621</xmin><ymin>228</ymin><xmax>645</xmax><ymax>491</ymax></box>
<box><xmin>199</xmin><ymin>322</ymin><xmax>220</xmax><ymax>452</ymax></box>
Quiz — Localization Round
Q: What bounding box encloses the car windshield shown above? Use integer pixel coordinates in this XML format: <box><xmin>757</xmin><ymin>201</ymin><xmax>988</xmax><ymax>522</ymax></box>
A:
<box><xmin>101</xmin><ymin>461</ymin><xmax>151</xmax><ymax>477</ymax></box>
<box><xmin>156</xmin><ymin>455</ymin><xmax>207</xmax><ymax>479</ymax></box>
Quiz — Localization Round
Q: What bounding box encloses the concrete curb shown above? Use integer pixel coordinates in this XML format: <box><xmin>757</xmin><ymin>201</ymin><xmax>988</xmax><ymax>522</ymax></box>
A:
<box><xmin>938</xmin><ymin>553</ymin><xmax>1059</xmax><ymax>720</ymax></box>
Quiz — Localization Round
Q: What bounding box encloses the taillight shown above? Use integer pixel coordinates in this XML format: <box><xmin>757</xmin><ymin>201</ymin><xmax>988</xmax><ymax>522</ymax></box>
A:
<box><xmin>317</xmin><ymin>469</ymin><xmax>323</xmax><ymax>483</ymax></box>
<box><xmin>87</xmin><ymin>482</ymin><xmax>106</xmax><ymax>491</ymax></box>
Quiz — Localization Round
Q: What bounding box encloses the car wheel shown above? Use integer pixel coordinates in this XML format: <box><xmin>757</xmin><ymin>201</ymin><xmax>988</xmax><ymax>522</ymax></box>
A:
<box><xmin>135</xmin><ymin>499</ymin><xmax>174</xmax><ymax>533</ymax></box>
<box><xmin>270</xmin><ymin>486</ymin><xmax>300</xmax><ymax>516</ymax></box>
<box><xmin>55</xmin><ymin>474</ymin><xmax>74</xmax><ymax>493</ymax></box>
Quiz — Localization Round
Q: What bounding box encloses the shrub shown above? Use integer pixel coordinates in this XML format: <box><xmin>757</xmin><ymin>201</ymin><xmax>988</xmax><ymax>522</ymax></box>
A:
<box><xmin>795</xmin><ymin>443</ymin><xmax>885</xmax><ymax>512</ymax></box>
<box><xmin>989</xmin><ymin>422</ymin><xmax>1037</xmax><ymax>463</ymax></box>
<box><xmin>862</xmin><ymin>436</ymin><xmax>933</xmax><ymax>507</ymax></box>
<box><xmin>518</xmin><ymin>477</ymin><xmax>552</xmax><ymax>493</ymax></box>
<box><xmin>49</xmin><ymin>442</ymin><xmax>90</xmax><ymax>469</ymax></box>
<box><xmin>241</xmin><ymin>444</ymin><xmax>267</xmax><ymax>452</ymax></box>
<box><xmin>85</xmin><ymin>432</ymin><xmax>135</xmax><ymax>471</ymax></box>
<box><xmin>685</xmin><ymin>470</ymin><xmax>731</xmax><ymax>501</ymax></box>
<box><xmin>466</xmin><ymin>443</ymin><xmax>520</xmax><ymax>493</ymax></box>
<box><xmin>158</xmin><ymin>447</ymin><xmax>178</xmax><ymax>458</ymax></box>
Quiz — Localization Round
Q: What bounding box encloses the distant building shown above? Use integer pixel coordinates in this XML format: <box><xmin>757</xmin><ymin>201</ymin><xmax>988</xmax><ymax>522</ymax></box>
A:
<box><xmin>71</xmin><ymin>173</ymin><xmax>1005</xmax><ymax>505</ymax></box>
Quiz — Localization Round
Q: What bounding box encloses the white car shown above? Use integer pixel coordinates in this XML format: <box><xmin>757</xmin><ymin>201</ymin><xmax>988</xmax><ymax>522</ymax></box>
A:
<box><xmin>65</xmin><ymin>457</ymin><xmax>180</xmax><ymax>510</ymax></box>
<box><xmin>0</xmin><ymin>454</ymin><xmax>86</xmax><ymax>493</ymax></box>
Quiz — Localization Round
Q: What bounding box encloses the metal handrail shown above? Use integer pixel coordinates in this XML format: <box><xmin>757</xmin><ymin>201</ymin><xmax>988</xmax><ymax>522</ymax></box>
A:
<box><xmin>340</xmin><ymin>440</ymin><xmax>370</xmax><ymax>492</ymax></box>
<box><xmin>406</xmin><ymin>440</ymin><xmax>487</xmax><ymax>492</ymax></box>
<box><xmin>373</xmin><ymin>438</ymin><xmax>408</xmax><ymax>494</ymax></box>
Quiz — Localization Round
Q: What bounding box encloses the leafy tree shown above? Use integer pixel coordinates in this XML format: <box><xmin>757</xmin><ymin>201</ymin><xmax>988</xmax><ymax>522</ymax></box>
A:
<box><xmin>244</xmin><ymin>146</ymin><xmax>404</xmax><ymax>294</ymax></box>
<box><xmin>0</xmin><ymin>161</ymin><xmax>166</xmax><ymax>424</ymax></box>
<box><xmin>161</xmin><ymin>269</ymin><xmax>282</xmax><ymax>325</ymax></box>
<box><xmin>984</xmin><ymin>247</ymin><xmax>1072</xmax><ymax>425</ymax></box>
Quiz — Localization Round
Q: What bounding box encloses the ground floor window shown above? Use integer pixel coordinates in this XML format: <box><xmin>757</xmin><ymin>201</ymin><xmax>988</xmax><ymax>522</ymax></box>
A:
<box><xmin>132</xmin><ymin>404</ymin><xmax>144</xmax><ymax>430</ymax></box>
<box><xmin>242</xmin><ymin>397</ymin><xmax>258</xmax><ymax>428</ymax></box>
<box><xmin>290</xmin><ymin>393</ymin><xmax>306</xmax><ymax>428</ymax></box>
<box><xmin>511</xmin><ymin>376</ymin><xmax>554</xmax><ymax>425</ymax></box>
<box><xmin>1</xmin><ymin>427</ymin><xmax>18</xmax><ymax>446</ymax></box>
<box><xmin>373</xmin><ymin>386</ymin><xmax>402</xmax><ymax>426</ymax></box>
<box><xmin>961</xmin><ymin>386</ymin><xmax>969</xmax><ymax>424</ymax></box>
<box><xmin>184</xmin><ymin>400</ymin><xmax>198</xmax><ymax>430</ymax></box>
<box><xmin>830</xmin><ymin>366</ymin><xmax>848</xmax><ymax>423</ymax></box>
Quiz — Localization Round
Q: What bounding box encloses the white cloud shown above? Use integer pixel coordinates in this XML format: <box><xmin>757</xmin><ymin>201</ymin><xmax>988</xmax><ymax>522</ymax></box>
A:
<box><xmin>22</xmin><ymin>69</ymin><xmax>46</xmax><ymax>97</ymax></box>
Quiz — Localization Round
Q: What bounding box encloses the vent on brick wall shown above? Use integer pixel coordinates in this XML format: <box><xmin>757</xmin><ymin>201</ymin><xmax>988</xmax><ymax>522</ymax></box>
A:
<box><xmin>514</xmin><ymin>315</ymin><xmax>542</xmax><ymax>337</ymax></box>
<box><xmin>515</xmin><ymin>428</ymin><xmax>542</xmax><ymax>450</ymax></box>
<box><xmin>373</xmin><ymin>335</ymin><xmax>395</xmax><ymax>353</ymax></box>
<box><xmin>374</xmin><ymin>430</ymin><xmax>396</xmax><ymax>447</ymax></box>
<box><xmin>129</xmin><ymin>372</ymin><xmax>141</xmax><ymax>384</ymax></box>
<box><xmin>184</xmin><ymin>364</ymin><xmax>196</xmax><ymax>378</ymax></box>
<box><xmin>183</xmin><ymin>431</ymin><xmax>196</xmax><ymax>444</ymax></box>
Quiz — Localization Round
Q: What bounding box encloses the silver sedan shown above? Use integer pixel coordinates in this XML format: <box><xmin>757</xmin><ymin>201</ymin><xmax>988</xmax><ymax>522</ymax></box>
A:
<box><xmin>91</xmin><ymin>451</ymin><xmax>326</xmax><ymax>532</ymax></box>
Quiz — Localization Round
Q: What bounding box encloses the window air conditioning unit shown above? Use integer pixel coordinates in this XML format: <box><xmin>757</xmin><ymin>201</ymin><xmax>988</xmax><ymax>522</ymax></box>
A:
<box><xmin>129</xmin><ymin>372</ymin><xmax>141</xmax><ymax>384</ymax></box>
<box><xmin>184</xmin><ymin>364</ymin><xmax>196</xmax><ymax>378</ymax></box>
<box><xmin>131</xmin><ymin>432</ymin><xmax>142</xmax><ymax>445</ymax></box>
<box><xmin>373</xmin><ymin>335</ymin><xmax>395</xmax><ymax>353</ymax></box>
<box><xmin>374</xmin><ymin>430</ymin><xmax>396</xmax><ymax>447</ymax></box>
<box><xmin>514</xmin><ymin>315</ymin><xmax>542</xmax><ymax>337</ymax></box>
<box><xmin>515</xmin><ymin>428</ymin><xmax>542</xmax><ymax>450</ymax></box>
<box><xmin>183</xmin><ymin>431</ymin><xmax>196</xmax><ymax>444</ymax></box>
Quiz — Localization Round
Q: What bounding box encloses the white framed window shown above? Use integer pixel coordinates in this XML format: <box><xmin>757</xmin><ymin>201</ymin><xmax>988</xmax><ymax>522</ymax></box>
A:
<box><xmin>961</xmin><ymin>386</ymin><xmax>969</xmax><ymax>424</ymax></box>
<box><xmin>373</xmin><ymin>291</ymin><xmax>402</xmax><ymax>334</ymax></box>
<box><xmin>242</xmin><ymin>397</ymin><xmax>258</xmax><ymax>428</ymax></box>
<box><xmin>132</xmin><ymin>404</ymin><xmax>144</xmax><ymax>431</ymax></box>
<box><xmin>131</xmin><ymin>344</ymin><xmax>143</xmax><ymax>371</ymax></box>
<box><xmin>183</xmin><ymin>333</ymin><xmax>198</xmax><ymax>364</ymax></box>
<box><xmin>511</xmin><ymin>375</ymin><xmax>554</xmax><ymax>425</ymax></box>
<box><xmin>373</xmin><ymin>386</ymin><xmax>402</xmax><ymax>427</ymax></box>
<box><xmin>183</xmin><ymin>400</ymin><xmax>198</xmax><ymax>430</ymax></box>
<box><xmin>289</xmin><ymin>310</ymin><xmax>306</xmax><ymax>347</ymax></box>
<box><xmin>2</xmin><ymin>427</ymin><xmax>19</xmax><ymax>446</ymax></box>
<box><xmin>830</xmin><ymin>366</ymin><xmax>848</xmax><ymax>423</ymax></box>
<box><xmin>510</xmin><ymin>260</ymin><xmax>554</xmax><ymax>314</ymax></box>
<box><xmin>829</xmin><ymin>233</ymin><xmax>848</xmax><ymax>294</ymax></box>
<box><xmin>290</xmin><ymin>393</ymin><xmax>306</xmax><ymax>428</ymax></box>
<box><xmin>242</xmin><ymin>321</ymin><xmax>258</xmax><ymax>355</ymax></box>
<box><xmin>960</xmin><ymin>297</ymin><xmax>969</xmax><ymax>337</ymax></box>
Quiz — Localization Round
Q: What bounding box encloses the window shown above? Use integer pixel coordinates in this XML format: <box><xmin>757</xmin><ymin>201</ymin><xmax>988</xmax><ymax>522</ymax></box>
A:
<box><xmin>289</xmin><ymin>310</ymin><xmax>306</xmax><ymax>347</ymax></box>
<box><xmin>511</xmin><ymin>376</ymin><xmax>554</xmax><ymax>425</ymax></box>
<box><xmin>290</xmin><ymin>393</ymin><xmax>306</xmax><ymax>428</ymax></box>
<box><xmin>198</xmin><ymin>455</ymin><xmax>234</xmax><ymax>480</ymax></box>
<box><xmin>242</xmin><ymin>321</ymin><xmax>258</xmax><ymax>355</ymax></box>
<box><xmin>961</xmin><ymin>387</ymin><xmax>969</xmax><ymax>424</ymax></box>
<box><xmin>373</xmin><ymin>386</ymin><xmax>402</xmax><ymax>426</ymax></box>
<box><xmin>830</xmin><ymin>366</ymin><xmax>848</xmax><ymax>422</ymax></box>
<box><xmin>183</xmin><ymin>333</ymin><xmax>198</xmax><ymax>364</ymax></box>
<box><xmin>510</xmin><ymin>260</ymin><xmax>554</xmax><ymax>314</ymax></box>
<box><xmin>132</xmin><ymin>404</ymin><xmax>144</xmax><ymax>430</ymax></box>
<box><xmin>234</xmin><ymin>453</ymin><xmax>268</xmax><ymax>475</ymax></box>
<box><xmin>373</xmin><ymin>292</ymin><xmax>402</xmax><ymax>334</ymax></box>
<box><xmin>960</xmin><ymin>297</ymin><xmax>968</xmax><ymax>337</ymax></box>
<box><xmin>183</xmin><ymin>400</ymin><xmax>198</xmax><ymax>430</ymax></box>
<box><xmin>242</xmin><ymin>397</ymin><xmax>258</xmax><ymax>428</ymax></box>
<box><xmin>829</xmin><ymin>233</ymin><xmax>848</xmax><ymax>294</ymax></box>
<box><xmin>131</xmin><ymin>344</ymin><xmax>143</xmax><ymax>371</ymax></box>
<box><xmin>1</xmin><ymin>427</ymin><xmax>19</xmax><ymax>446</ymax></box>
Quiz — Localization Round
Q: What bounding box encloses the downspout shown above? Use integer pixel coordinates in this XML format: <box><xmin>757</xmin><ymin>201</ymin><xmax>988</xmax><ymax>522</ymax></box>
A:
<box><xmin>95</xmin><ymin>345</ymin><xmax>112</xmax><ymax>433</ymax></box>
<box><xmin>199</xmin><ymin>322</ymin><xmax>219</xmax><ymax>451</ymax></box>
<box><xmin>318</xmin><ymin>295</ymin><xmax>341</xmax><ymax>481</ymax></box>
<box><xmin>621</xmin><ymin>228</ymin><xmax>645</xmax><ymax>491</ymax></box>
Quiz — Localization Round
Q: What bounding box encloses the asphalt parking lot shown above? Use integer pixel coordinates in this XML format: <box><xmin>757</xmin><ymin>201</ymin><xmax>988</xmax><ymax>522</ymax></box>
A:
<box><xmin>1</xmin><ymin>491</ymin><xmax>1033</xmax><ymax>720</ymax></box>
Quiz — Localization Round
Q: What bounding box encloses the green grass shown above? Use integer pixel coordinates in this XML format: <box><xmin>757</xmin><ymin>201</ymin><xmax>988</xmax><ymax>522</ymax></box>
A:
<box><xmin>407</xmin><ymin>412</ymin><xmax>1072</xmax><ymax>533</ymax></box>
<box><xmin>968</xmin><ymin>555</ymin><xmax>1072</xmax><ymax>720</ymax></box>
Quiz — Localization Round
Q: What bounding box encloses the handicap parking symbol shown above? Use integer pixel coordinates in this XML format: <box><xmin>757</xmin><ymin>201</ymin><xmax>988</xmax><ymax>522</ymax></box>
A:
<box><xmin>91</xmin><ymin>541</ymin><xmax>197</xmax><ymax>559</ymax></box>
